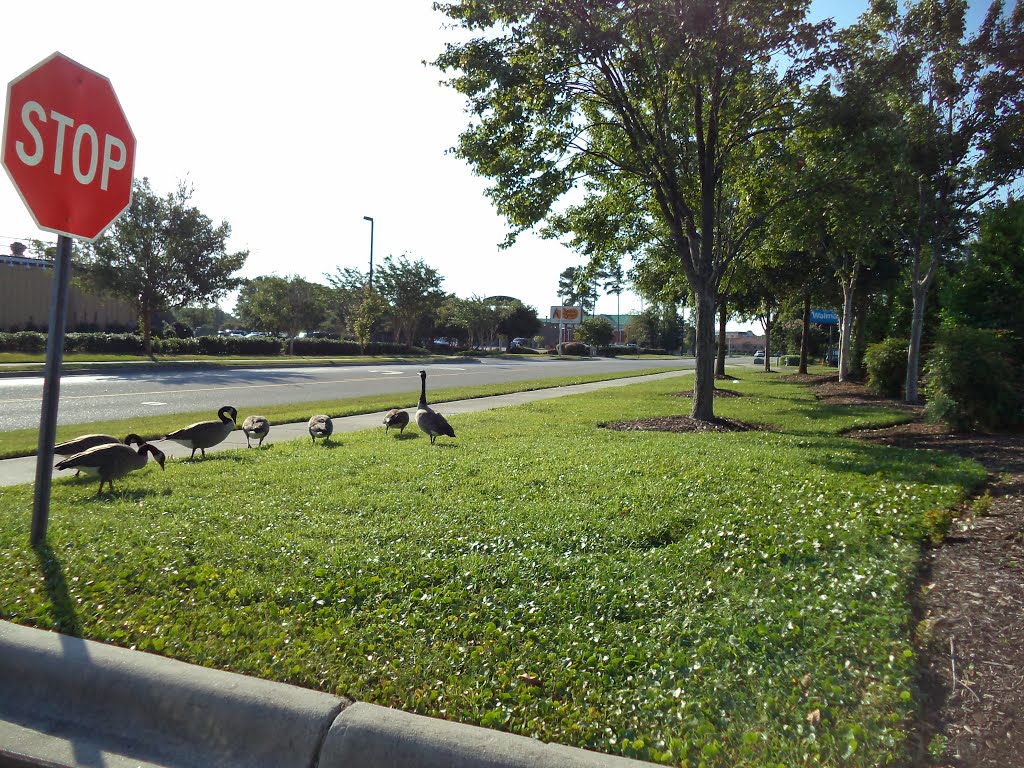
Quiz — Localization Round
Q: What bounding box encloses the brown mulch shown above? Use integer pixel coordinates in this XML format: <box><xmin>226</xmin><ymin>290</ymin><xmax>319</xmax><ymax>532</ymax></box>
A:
<box><xmin>671</xmin><ymin>388</ymin><xmax>744</xmax><ymax>398</ymax></box>
<box><xmin>610</xmin><ymin>373</ymin><xmax>1023</xmax><ymax>766</ymax></box>
<box><xmin>805</xmin><ymin>373</ymin><xmax>1024</xmax><ymax>768</ymax></box>
<box><xmin>602</xmin><ymin>415</ymin><xmax>756</xmax><ymax>433</ymax></box>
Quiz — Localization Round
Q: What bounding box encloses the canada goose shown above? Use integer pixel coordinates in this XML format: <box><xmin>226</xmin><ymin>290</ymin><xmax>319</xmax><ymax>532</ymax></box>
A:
<box><xmin>241</xmin><ymin>415</ymin><xmax>270</xmax><ymax>448</ymax></box>
<box><xmin>165</xmin><ymin>405</ymin><xmax>238</xmax><ymax>459</ymax></box>
<box><xmin>308</xmin><ymin>414</ymin><xmax>333</xmax><ymax>443</ymax></box>
<box><xmin>383</xmin><ymin>408</ymin><xmax>410</xmax><ymax>436</ymax></box>
<box><xmin>55</xmin><ymin>434</ymin><xmax>145</xmax><ymax>476</ymax></box>
<box><xmin>55</xmin><ymin>441</ymin><xmax>166</xmax><ymax>495</ymax></box>
<box><xmin>54</xmin><ymin>432</ymin><xmax>143</xmax><ymax>458</ymax></box>
<box><xmin>415</xmin><ymin>370</ymin><xmax>455</xmax><ymax>445</ymax></box>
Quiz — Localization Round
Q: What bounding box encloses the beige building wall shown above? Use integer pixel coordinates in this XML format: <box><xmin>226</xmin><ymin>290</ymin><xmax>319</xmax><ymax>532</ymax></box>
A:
<box><xmin>0</xmin><ymin>261</ymin><xmax>136</xmax><ymax>331</ymax></box>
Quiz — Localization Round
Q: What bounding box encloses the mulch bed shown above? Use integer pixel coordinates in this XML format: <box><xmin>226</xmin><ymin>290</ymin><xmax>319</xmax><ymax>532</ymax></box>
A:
<box><xmin>609</xmin><ymin>372</ymin><xmax>1023</xmax><ymax>766</ymax></box>
<box><xmin>602</xmin><ymin>415</ymin><xmax>756</xmax><ymax>433</ymax></box>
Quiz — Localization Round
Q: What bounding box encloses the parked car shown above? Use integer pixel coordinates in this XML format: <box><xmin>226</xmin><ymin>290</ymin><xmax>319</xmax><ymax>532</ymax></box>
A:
<box><xmin>510</xmin><ymin>337</ymin><xmax>531</xmax><ymax>348</ymax></box>
<box><xmin>824</xmin><ymin>348</ymin><xmax>839</xmax><ymax>366</ymax></box>
<box><xmin>753</xmin><ymin>350</ymin><xmax>765</xmax><ymax>363</ymax></box>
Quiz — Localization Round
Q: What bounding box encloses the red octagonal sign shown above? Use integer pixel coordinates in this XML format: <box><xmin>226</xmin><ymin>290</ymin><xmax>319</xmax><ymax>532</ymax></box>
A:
<box><xmin>2</xmin><ymin>52</ymin><xmax>135</xmax><ymax>241</ymax></box>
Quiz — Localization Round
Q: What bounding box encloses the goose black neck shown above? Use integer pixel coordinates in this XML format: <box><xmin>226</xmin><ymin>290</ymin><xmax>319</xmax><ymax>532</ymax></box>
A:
<box><xmin>419</xmin><ymin>372</ymin><xmax>428</xmax><ymax>408</ymax></box>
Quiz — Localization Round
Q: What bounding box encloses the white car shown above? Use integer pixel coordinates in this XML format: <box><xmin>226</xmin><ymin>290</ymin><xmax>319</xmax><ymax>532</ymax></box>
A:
<box><xmin>753</xmin><ymin>350</ymin><xmax>765</xmax><ymax>363</ymax></box>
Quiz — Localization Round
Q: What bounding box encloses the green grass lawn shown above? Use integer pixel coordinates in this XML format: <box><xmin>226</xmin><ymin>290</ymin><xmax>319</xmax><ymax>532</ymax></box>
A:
<box><xmin>0</xmin><ymin>372</ymin><xmax>985</xmax><ymax>766</ymax></box>
<box><xmin>0</xmin><ymin>368</ymin><xmax>674</xmax><ymax>459</ymax></box>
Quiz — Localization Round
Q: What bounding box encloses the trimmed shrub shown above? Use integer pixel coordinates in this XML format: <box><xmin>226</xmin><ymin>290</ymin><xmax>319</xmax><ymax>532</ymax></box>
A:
<box><xmin>195</xmin><ymin>335</ymin><xmax>283</xmax><ymax>356</ymax></box>
<box><xmin>864</xmin><ymin>338</ymin><xmax>908</xmax><ymax>398</ymax></box>
<box><xmin>64</xmin><ymin>333</ymin><xmax>145</xmax><ymax>355</ymax></box>
<box><xmin>155</xmin><ymin>337</ymin><xmax>202</xmax><ymax>355</ymax></box>
<box><xmin>557</xmin><ymin>341</ymin><xmax>591</xmax><ymax>356</ymax></box>
<box><xmin>505</xmin><ymin>346</ymin><xmax>539</xmax><ymax>355</ymax></box>
<box><xmin>924</xmin><ymin>326</ymin><xmax>1024</xmax><ymax>431</ymax></box>
<box><xmin>289</xmin><ymin>338</ymin><xmax>362</xmax><ymax>356</ymax></box>
<box><xmin>780</xmin><ymin>355</ymin><xmax>800</xmax><ymax>366</ymax></box>
<box><xmin>0</xmin><ymin>331</ymin><xmax>47</xmax><ymax>353</ymax></box>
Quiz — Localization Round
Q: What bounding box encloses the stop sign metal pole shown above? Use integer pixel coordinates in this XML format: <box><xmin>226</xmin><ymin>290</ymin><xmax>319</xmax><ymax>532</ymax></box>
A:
<box><xmin>30</xmin><ymin>235</ymin><xmax>73</xmax><ymax>545</ymax></box>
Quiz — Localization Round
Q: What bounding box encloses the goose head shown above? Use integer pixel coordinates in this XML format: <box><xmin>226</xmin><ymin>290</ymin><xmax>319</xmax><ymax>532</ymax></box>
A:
<box><xmin>218</xmin><ymin>406</ymin><xmax>238</xmax><ymax>425</ymax></box>
<box><xmin>145</xmin><ymin>444</ymin><xmax>167</xmax><ymax>470</ymax></box>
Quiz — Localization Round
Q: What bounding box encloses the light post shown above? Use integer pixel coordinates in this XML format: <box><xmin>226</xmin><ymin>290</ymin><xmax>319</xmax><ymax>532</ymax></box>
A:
<box><xmin>362</xmin><ymin>216</ymin><xmax>374</xmax><ymax>289</ymax></box>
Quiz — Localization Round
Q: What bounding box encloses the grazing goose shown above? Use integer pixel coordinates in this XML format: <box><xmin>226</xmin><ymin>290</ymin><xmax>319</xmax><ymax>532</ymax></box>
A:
<box><xmin>415</xmin><ymin>369</ymin><xmax>455</xmax><ymax>445</ymax></box>
<box><xmin>55</xmin><ymin>432</ymin><xmax>143</xmax><ymax>458</ymax></box>
<box><xmin>165</xmin><ymin>405</ymin><xmax>238</xmax><ymax>459</ymax></box>
<box><xmin>55</xmin><ymin>441</ymin><xmax>165</xmax><ymax>495</ymax></box>
<box><xmin>308</xmin><ymin>414</ymin><xmax>333</xmax><ymax>443</ymax></box>
<box><xmin>55</xmin><ymin>434</ymin><xmax>145</xmax><ymax>475</ymax></box>
<box><xmin>241</xmin><ymin>415</ymin><xmax>270</xmax><ymax>448</ymax></box>
<box><xmin>383</xmin><ymin>408</ymin><xmax>410</xmax><ymax>436</ymax></box>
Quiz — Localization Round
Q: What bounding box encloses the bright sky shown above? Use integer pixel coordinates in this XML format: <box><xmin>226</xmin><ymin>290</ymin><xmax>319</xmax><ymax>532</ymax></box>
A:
<box><xmin>0</xmin><ymin>1</ymin><xmax>977</xmax><ymax>330</ymax></box>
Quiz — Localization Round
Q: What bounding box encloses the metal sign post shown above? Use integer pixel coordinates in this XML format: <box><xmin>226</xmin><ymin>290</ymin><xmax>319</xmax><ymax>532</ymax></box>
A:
<box><xmin>30</xmin><ymin>235</ymin><xmax>72</xmax><ymax>545</ymax></box>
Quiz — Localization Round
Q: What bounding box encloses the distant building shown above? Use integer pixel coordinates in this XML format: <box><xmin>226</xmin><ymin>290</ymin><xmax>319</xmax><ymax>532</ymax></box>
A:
<box><xmin>722</xmin><ymin>330</ymin><xmax>764</xmax><ymax>354</ymax></box>
<box><xmin>0</xmin><ymin>242</ymin><xmax>136</xmax><ymax>331</ymax></box>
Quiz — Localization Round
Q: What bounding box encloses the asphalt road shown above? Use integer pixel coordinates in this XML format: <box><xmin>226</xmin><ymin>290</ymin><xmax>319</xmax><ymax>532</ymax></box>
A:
<box><xmin>0</xmin><ymin>357</ymin><xmax>695</xmax><ymax>432</ymax></box>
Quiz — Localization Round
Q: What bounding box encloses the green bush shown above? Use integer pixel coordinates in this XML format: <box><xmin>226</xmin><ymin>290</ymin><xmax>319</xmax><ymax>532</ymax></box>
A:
<box><xmin>155</xmin><ymin>337</ymin><xmax>202</xmax><ymax>355</ymax></box>
<box><xmin>780</xmin><ymin>355</ymin><xmax>800</xmax><ymax>367</ymax></box>
<box><xmin>64</xmin><ymin>333</ymin><xmax>145</xmax><ymax>355</ymax></box>
<box><xmin>557</xmin><ymin>341</ymin><xmax>591</xmax><ymax>356</ymax></box>
<box><xmin>289</xmin><ymin>338</ymin><xmax>362</xmax><ymax>356</ymax></box>
<box><xmin>864</xmin><ymin>338</ymin><xmax>908</xmax><ymax>398</ymax></box>
<box><xmin>0</xmin><ymin>332</ymin><xmax>46</xmax><ymax>353</ymax></box>
<box><xmin>194</xmin><ymin>335</ymin><xmax>283</xmax><ymax>356</ymax></box>
<box><xmin>924</xmin><ymin>326</ymin><xmax>1024</xmax><ymax>431</ymax></box>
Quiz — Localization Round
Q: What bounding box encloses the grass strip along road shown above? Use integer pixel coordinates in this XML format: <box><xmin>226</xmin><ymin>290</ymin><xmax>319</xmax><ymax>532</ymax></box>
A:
<box><xmin>0</xmin><ymin>368</ymin><xmax>673</xmax><ymax>459</ymax></box>
<box><xmin>0</xmin><ymin>372</ymin><xmax>985</xmax><ymax>766</ymax></box>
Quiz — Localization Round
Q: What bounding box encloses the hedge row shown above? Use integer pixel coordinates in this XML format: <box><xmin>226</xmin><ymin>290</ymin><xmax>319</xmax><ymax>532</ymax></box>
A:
<box><xmin>0</xmin><ymin>332</ymin><xmax>421</xmax><ymax>357</ymax></box>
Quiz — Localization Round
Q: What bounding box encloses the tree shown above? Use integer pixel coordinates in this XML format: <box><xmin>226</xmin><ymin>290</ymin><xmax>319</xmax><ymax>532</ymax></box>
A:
<box><xmin>435</xmin><ymin>0</ymin><xmax>829</xmax><ymax>420</ymax></box>
<box><xmin>556</xmin><ymin>267</ymin><xmax>595</xmax><ymax>315</ymax></box>
<box><xmin>352</xmin><ymin>287</ymin><xmax>387</xmax><ymax>353</ymax></box>
<box><xmin>854</xmin><ymin>0</ymin><xmax>1024</xmax><ymax>401</ymax></box>
<box><xmin>497</xmin><ymin>301</ymin><xmax>543</xmax><ymax>343</ymax></box>
<box><xmin>942</xmin><ymin>198</ymin><xmax>1024</xmax><ymax>350</ymax></box>
<box><xmin>444</xmin><ymin>295</ymin><xmax>501</xmax><ymax>348</ymax></box>
<box><xmin>601</xmin><ymin>262</ymin><xmax>626</xmax><ymax>342</ymax></box>
<box><xmin>77</xmin><ymin>178</ymin><xmax>247</xmax><ymax>355</ymax></box>
<box><xmin>575</xmin><ymin>316</ymin><xmax>615</xmax><ymax>348</ymax></box>
<box><xmin>323</xmin><ymin>266</ymin><xmax>371</xmax><ymax>337</ymax></box>
<box><xmin>373</xmin><ymin>254</ymin><xmax>446</xmax><ymax>345</ymax></box>
<box><xmin>234</xmin><ymin>275</ymin><xmax>328</xmax><ymax>351</ymax></box>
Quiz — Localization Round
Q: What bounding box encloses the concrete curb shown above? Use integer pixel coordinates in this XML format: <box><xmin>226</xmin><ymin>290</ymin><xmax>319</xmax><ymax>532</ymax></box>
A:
<box><xmin>0</xmin><ymin>621</ymin><xmax>652</xmax><ymax>768</ymax></box>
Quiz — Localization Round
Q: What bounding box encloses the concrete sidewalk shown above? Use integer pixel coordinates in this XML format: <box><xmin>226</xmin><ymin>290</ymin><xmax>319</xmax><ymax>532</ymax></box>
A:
<box><xmin>0</xmin><ymin>370</ymin><xmax>691</xmax><ymax>487</ymax></box>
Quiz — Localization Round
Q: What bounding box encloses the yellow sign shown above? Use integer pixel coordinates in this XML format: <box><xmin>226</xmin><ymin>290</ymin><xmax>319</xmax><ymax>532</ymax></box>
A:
<box><xmin>550</xmin><ymin>306</ymin><xmax>582</xmax><ymax>325</ymax></box>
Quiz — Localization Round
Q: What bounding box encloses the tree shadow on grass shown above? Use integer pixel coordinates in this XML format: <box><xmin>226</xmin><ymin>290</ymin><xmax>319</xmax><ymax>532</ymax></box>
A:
<box><xmin>32</xmin><ymin>542</ymin><xmax>81</xmax><ymax>636</ymax></box>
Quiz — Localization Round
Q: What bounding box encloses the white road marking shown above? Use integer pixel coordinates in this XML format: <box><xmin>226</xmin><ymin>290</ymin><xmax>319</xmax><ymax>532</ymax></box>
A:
<box><xmin>141</xmin><ymin>401</ymin><xmax>167</xmax><ymax>406</ymax></box>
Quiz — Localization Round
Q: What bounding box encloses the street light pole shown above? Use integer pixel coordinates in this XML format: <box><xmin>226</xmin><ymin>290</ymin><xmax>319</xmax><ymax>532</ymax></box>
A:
<box><xmin>362</xmin><ymin>216</ymin><xmax>374</xmax><ymax>289</ymax></box>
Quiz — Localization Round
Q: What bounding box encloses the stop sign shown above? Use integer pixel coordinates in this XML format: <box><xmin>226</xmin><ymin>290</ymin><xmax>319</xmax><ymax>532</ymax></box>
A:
<box><xmin>2</xmin><ymin>52</ymin><xmax>135</xmax><ymax>241</ymax></box>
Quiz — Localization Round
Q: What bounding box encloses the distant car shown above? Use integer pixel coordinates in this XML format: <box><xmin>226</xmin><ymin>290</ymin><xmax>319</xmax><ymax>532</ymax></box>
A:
<box><xmin>753</xmin><ymin>350</ymin><xmax>765</xmax><ymax>363</ymax></box>
<box><xmin>824</xmin><ymin>348</ymin><xmax>839</xmax><ymax>366</ymax></box>
<box><xmin>510</xmin><ymin>337</ymin><xmax>531</xmax><ymax>348</ymax></box>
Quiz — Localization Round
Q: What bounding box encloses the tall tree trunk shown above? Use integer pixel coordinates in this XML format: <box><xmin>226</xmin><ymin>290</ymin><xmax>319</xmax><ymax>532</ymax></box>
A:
<box><xmin>799</xmin><ymin>293</ymin><xmax>811</xmax><ymax>375</ymax></box>
<box><xmin>141</xmin><ymin>309</ymin><xmax>153</xmax><ymax>358</ymax></box>
<box><xmin>692</xmin><ymin>289</ymin><xmax>717</xmax><ymax>421</ymax></box>
<box><xmin>715</xmin><ymin>302</ymin><xmax>727</xmax><ymax>377</ymax></box>
<box><xmin>762</xmin><ymin>311</ymin><xmax>772</xmax><ymax>372</ymax></box>
<box><xmin>850</xmin><ymin>285</ymin><xmax>870</xmax><ymax>380</ymax></box>
<box><xmin>905</xmin><ymin>262</ymin><xmax>938</xmax><ymax>403</ymax></box>
<box><xmin>838</xmin><ymin>262</ymin><xmax>858</xmax><ymax>382</ymax></box>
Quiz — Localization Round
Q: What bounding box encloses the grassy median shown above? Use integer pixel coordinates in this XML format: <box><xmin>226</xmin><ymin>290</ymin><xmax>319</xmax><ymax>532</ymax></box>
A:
<box><xmin>0</xmin><ymin>368</ymin><xmax>673</xmax><ymax>459</ymax></box>
<box><xmin>0</xmin><ymin>372</ymin><xmax>984</xmax><ymax>766</ymax></box>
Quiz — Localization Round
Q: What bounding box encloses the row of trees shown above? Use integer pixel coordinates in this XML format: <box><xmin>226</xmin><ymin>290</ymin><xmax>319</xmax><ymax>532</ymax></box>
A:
<box><xmin>434</xmin><ymin>0</ymin><xmax>1024</xmax><ymax>420</ymax></box>
<box><xmin>40</xmin><ymin>179</ymin><xmax>543</xmax><ymax>354</ymax></box>
<box><xmin>231</xmin><ymin>263</ymin><xmax>543</xmax><ymax>351</ymax></box>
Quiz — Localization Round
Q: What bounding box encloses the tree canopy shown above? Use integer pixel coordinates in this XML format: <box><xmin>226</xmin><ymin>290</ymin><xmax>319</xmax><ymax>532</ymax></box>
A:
<box><xmin>77</xmin><ymin>178</ymin><xmax>248</xmax><ymax>354</ymax></box>
<box><xmin>435</xmin><ymin>0</ymin><xmax>831</xmax><ymax>419</ymax></box>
